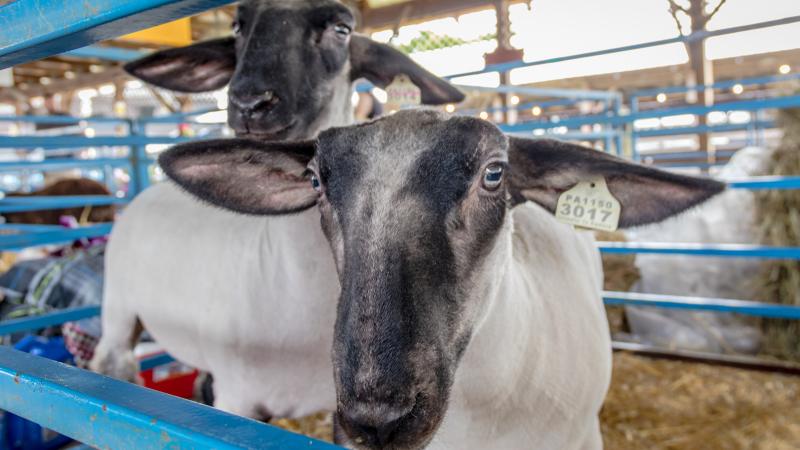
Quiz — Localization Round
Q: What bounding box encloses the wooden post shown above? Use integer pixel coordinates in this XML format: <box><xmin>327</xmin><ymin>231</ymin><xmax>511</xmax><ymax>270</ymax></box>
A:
<box><xmin>484</xmin><ymin>0</ymin><xmax>522</xmax><ymax>123</ymax></box>
<box><xmin>688</xmin><ymin>0</ymin><xmax>715</xmax><ymax>162</ymax></box>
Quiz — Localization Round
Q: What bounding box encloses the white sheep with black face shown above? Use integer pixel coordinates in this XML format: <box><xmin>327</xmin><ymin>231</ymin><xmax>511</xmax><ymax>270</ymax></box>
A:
<box><xmin>159</xmin><ymin>109</ymin><xmax>724</xmax><ymax>449</ymax></box>
<box><xmin>90</xmin><ymin>0</ymin><xmax>464</xmax><ymax>420</ymax></box>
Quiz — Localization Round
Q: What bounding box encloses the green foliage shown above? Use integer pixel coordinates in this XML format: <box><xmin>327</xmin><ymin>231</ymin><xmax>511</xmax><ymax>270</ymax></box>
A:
<box><xmin>395</xmin><ymin>31</ymin><xmax>497</xmax><ymax>54</ymax></box>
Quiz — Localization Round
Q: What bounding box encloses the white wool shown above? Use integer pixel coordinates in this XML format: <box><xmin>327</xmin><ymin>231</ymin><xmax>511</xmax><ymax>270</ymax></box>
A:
<box><xmin>97</xmin><ymin>185</ymin><xmax>611</xmax><ymax>447</ymax></box>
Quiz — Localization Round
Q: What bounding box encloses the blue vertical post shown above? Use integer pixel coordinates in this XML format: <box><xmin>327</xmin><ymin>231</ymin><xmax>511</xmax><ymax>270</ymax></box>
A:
<box><xmin>629</xmin><ymin>95</ymin><xmax>639</xmax><ymax>161</ymax></box>
<box><xmin>127</xmin><ymin>120</ymin><xmax>150</xmax><ymax>196</ymax></box>
<box><xmin>754</xmin><ymin>105</ymin><xmax>766</xmax><ymax>147</ymax></box>
<box><xmin>603</xmin><ymin>99</ymin><xmax>612</xmax><ymax>153</ymax></box>
<box><xmin>613</xmin><ymin>95</ymin><xmax>623</xmax><ymax>157</ymax></box>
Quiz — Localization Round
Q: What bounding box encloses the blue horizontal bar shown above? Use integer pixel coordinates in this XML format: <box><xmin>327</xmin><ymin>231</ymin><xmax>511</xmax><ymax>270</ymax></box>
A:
<box><xmin>0</xmin><ymin>347</ymin><xmax>340</xmax><ymax>449</ymax></box>
<box><xmin>0</xmin><ymin>223</ymin><xmax>67</xmax><ymax>232</ymax></box>
<box><xmin>640</xmin><ymin>150</ymin><xmax>738</xmax><ymax>161</ymax></box>
<box><xmin>458</xmin><ymin>84</ymin><xmax>618</xmax><ymax>101</ymax></box>
<box><xmin>138</xmin><ymin>108</ymin><xmax>222</xmax><ymax>123</ymax></box>
<box><xmin>505</xmin><ymin>130</ymin><xmax>619</xmax><ymax>141</ymax></box>
<box><xmin>0</xmin><ymin>0</ymin><xmax>236</xmax><ymax>69</ymax></box>
<box><xmin>0</xmin><ymin>115</ymin><xmax>129</xmax><ymax>125</ymax></box>
<box><xmin>0</xmin><ymin>223</ymin><xmax>112</xmax><ymax>250</ymax></box>
<box><xmin>458</xmin><ymin>98</ymin><xmax>582</xmax><ymax>116</ymax></box>
<box><xmin>0</xmin><ymin>195</ymin><xmax>128</xmax><ymax>213</ymax></box>
<box><xmin>603</xmin><ymin>291</ymin><xmax>800</xmax><ymax>319</ymax></box>
<box><xmin>0</xmin><ymin>159</ymin><xmax>131</xmax><ymax>172</ymax></box>
<box><xmin>505</xmin><ymin>95</ymin><xmax>800</xmax><ymax>131</ymax></box>
<box><xmin>631</xmin><ymin>73</ymin><xmax>800</xmax><ymax>98</ymax></box>
<box><xmin>447</xmin><ymin>15</ymin><xmax>800</xmax><ymax>79</ymax></box>
<box><xmin>503</xmin><ymin>117</ymin><xmax>616</xmax><ymax>133</ymax></box>
<box><xmin>139</xmin><ymin>353</ymin><xmax>177</xmax><ymax>372</ymax></box>
<box><xmin>0</xmin><ymin>306</ymin><xmax>100</xmax><ymax>336</ymax></box>
<box><xmin>64</xmin><ymin>45</ymin><xmax>145</xmax><ymax>61</ymax></box>
<box><xmin>634</xmin><ymin>121</ymin><xmax>775</xmax><ymax>138</ymax></box>
<box><xmin>0</xmin><ymin>136</ymin><xmax>190</xmax><ymax>148</ymax></box>
<box><xmin>653</xmin><ymin>161</ymin><xmax>725</xmax><ymax>169</ymax></box>
<box><xmin>727</xmin><ymin>176</ymin><xmax>800</xmax><ymax>190</ymax></box>
<box><xmin>597</xmin><ymin>242</ymin><xmax>800</xmax><ymax>259</ymax></box>
<box><xmin>627</xmin><ymin>95</ymin><xmax>800</xmax><ymax>121</ymax></box>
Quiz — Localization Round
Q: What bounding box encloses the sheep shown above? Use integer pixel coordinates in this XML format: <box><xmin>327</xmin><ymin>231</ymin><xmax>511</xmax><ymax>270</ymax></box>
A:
<box><xmin>90</xmin><ymin>0</ymin><xmax>464</xmax><ymax>421</ymax></box>
<box><xmin>3</xmin><ymin>178</ymin><xmax>116</xmax><ymax>225</ymax></box>
<box><xmin>159</xmin><ymin>109</ymin><xmax>724</xmax><ymax>449</ymax></box>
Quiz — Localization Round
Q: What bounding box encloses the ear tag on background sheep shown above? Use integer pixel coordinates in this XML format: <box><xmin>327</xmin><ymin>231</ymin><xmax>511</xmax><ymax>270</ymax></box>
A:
<box><xmin>555</xmin><ymin>177</ymin><xmax>621</xmax><ymax>231</ymax></box>
<box><xmin>385</xmin><ymin>74</ymin><xmax>421</xmax><ymax>112</ymax></box>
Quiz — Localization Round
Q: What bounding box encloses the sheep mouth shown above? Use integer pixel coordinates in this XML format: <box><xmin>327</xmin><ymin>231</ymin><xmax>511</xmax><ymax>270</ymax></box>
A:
<box><xmin>234</xmin><ymin>121</ymin><xmax>297</xmax><ymax>141</ymax></box>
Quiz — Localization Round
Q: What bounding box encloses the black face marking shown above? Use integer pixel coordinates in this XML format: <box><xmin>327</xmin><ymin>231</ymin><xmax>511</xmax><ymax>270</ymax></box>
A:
<box><xmin>314</xmin><ymin>110</ymin><xmax>509</xmax><ymax>450</ymax></box>
<box><xmin>227</xmin><ymin>0</ymin><xmax>356</xmax><ymax>140</ymax></box>
<box><xmin>124</xmin><ymin>0</ymin><xmax>465</xmax><ymax>143</ymax></box>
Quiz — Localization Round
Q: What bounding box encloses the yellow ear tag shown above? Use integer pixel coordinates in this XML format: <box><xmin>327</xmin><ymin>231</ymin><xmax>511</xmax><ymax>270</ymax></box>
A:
<box><xmin>385</xmin><ymin>74</ymin><xmax>421</xmax><ymax>111</ymax></box>
<box><xmin>555</xmin><ymin>177</ymin><xmax>621</xmax><ymax>231</ymax></box>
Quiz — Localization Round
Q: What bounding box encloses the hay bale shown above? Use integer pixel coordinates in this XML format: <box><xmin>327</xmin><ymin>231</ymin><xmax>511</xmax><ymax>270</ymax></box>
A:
<box><xmin>601</xmin><ymin>352</ymin><xmax>800</xmax><ymax>450</ymax></box>
<box><xmin>756</xmin><ymin>108</ymin><xmax>800</xmax><ymax>362</ymax></box>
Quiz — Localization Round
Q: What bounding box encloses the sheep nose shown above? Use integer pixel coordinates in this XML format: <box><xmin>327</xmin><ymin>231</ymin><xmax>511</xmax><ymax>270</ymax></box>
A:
<box><xmin>229</xmin><ymin>90</ymin><xmax>280</xmax><ymax>113</ymax></box>
<box><xmin>339</xmin><ymin>403</ymin><xmax>412</xmax><ymax>447</ymax></box>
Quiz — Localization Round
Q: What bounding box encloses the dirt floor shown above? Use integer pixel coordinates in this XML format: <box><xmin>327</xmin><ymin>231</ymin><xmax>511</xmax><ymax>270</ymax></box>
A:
<box><xmin>271</xmin><ymin>352</ymin><xmax>800</xmax><ymax>449</ymax></box>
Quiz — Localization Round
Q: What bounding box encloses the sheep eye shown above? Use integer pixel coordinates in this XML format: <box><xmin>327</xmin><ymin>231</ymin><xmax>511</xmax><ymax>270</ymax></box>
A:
<box><xmin>482</xmin><ymin>164</ymin><xmax>504</xmax><ymax>190</ymax></box>
<box><xmin>232</xmin><ymin>21</ymin><xmax>242</xmax><ymax>36</ymax></box>
<box><xmin>310</xmin><ymin>174</ymin><xmax>322</xmax><ymax>192</ymax></box>
<box><xmin>333</xmin><ymin>23</ymin><xmax>351</xmax><ymax>37</ymax></box>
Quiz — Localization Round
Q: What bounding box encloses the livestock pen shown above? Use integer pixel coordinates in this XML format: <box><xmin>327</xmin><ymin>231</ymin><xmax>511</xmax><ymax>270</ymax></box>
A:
<box><xmin>1</xmin><ymin>0</ymin><xmax>800</xmax><ymax>448</ymax></box>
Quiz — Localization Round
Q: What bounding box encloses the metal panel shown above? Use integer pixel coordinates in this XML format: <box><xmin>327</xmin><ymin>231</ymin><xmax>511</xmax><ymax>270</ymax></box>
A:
<box><xmin>603</xmin><ymin>291</ymin><xmax>800</xmax><ymax>319</ymax></box>
<box><xmin>0</xmin><ymin>0</ymin><xmax>236</xmax><ymax>69</ymax></box>
<box><xmin>0</xmin><ymin>347</ymin><xmax>341</xmax><ymax>449</ymax></box>
<box><xmin>0</xmin><ymin>306</ymin><xmax>101</xmax><ymax>336</ymax></box>
<box><xmin>597</xmin><ymin>242</ymin><xmax>800</xmax><ymax>259</ymax></box>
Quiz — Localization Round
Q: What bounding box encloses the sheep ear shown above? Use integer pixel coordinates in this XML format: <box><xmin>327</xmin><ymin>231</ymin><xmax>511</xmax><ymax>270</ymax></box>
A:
<box><xmin>507</xmin><ymin>137</ymin><xmax>725</xmax><ymax>228</ymax></box>
<box><xmin>124</xmin><ymin>38</ymin><xmax>236</xmax><ymax>93</ymax></box>
<box><xmin>349</xmin><ymin>34</ymin><xmax>465</xmax><ymax>105</ymax></box>
<box><xmin>158</xmin><ymin>138</ymin><xmax>317</xmax><ymax>215</ymax></box>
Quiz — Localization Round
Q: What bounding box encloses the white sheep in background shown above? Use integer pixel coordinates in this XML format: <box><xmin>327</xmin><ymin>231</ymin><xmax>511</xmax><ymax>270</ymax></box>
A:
<box><xmin>625</xmin><ymin>146</ymin><xmax>773</xmax><ymax>353</ymax></box>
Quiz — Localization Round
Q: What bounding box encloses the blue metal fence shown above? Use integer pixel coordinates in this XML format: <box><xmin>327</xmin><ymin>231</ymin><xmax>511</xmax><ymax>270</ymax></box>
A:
<box><xmin>0</xmin><ymin>0</ymin><xmax>799</xmax><ymax>447</ymax></box>
<box><xmin>0</xmin><ymin>347</ymin><xmax>338</xmax><ymax>450</ymax></box>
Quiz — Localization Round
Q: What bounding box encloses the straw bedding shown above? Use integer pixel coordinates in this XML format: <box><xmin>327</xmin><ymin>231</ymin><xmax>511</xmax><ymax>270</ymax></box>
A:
<box><xmin>270</xmin><ymin>352</ymin><xmax>800</xmax><ymax>449</ymax></box>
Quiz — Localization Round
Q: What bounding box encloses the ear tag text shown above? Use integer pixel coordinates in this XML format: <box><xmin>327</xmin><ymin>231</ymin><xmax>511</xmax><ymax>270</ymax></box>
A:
<box><xmin>385</xmin><ymin>74</ymin><xmax>421</xmax><ymax>111</ymax></box>
<box><xmin>555</xmin><ymin>177</ymin><xmax>620</xmax><ymax>231</ymax></box>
